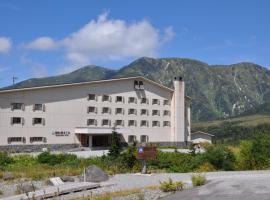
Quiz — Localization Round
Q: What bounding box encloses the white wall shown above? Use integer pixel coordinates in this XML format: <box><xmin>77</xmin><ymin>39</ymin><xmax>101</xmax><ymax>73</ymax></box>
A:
<box><xmin>0</xmin><ymin>78</ymin><xmax>174</xmax><ymax>146</ymax></box>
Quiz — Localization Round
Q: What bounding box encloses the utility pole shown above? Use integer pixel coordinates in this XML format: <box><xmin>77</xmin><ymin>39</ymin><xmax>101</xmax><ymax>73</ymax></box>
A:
<box><xmin>12</xmin><ymin>76</ymin><xmax>18</xmax><ymax>85</ymax></box>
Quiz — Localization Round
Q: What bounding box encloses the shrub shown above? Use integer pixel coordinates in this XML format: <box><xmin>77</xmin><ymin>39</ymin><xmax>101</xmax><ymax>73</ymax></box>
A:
<box><xmin>0</xmin><ymin>152</ymin><xmax>13</xmax><ymax>169</ymax></box>
<box><xmin>149</xmin><ymin>152</ymin><xmax>198</xmax><ymax>172</ymax></box>
<box><xmin>118</xmin><ymin>146</ymin><xmax>138</xmax><ymax>169</ymax></box>
<box><xmin>197</xmin><ymin>162</ymin><xmax>216</xmax><ymax>172</ymax></box>
<box><xmin>236</xmin><ymin>140</ymin><xmax>255</xmax><ymax>170</ymax></box>
<box><xmin>159</xmin><ymin>178</ymin><xmax>185</xmax><ymax>192</ymax></box>
<box><xmin>204</xmin><ymin>144</ymin><xmax>235</xmax><ymax>170</ymax></box>
<box><xmin>37</xmin><ymin>152</ymin><xmax>78</xmax><ymax>166</ymax></box>
<box><xmin>191</xmin><ymin>174</ymin><xmax>207</xmax><ymax>186</ymax></box>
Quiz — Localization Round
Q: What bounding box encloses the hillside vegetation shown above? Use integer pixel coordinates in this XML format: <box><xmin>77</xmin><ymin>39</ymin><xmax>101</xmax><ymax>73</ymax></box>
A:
<box><xmin>2</xmin><ymin>57</ymin><xmax>270</xmax><ymax>121</ymax></box>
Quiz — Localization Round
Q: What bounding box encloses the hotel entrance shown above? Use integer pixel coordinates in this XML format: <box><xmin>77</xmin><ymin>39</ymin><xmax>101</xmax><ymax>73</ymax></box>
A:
<box><xmin>78</xmin><ymin>134</ymin><xmax>111</xmax><ymax>149</ymax></box>
<box><xmin>92</xmin><ymin>135</ymin><xmax>111</xmax><ymax>148</ymax></box>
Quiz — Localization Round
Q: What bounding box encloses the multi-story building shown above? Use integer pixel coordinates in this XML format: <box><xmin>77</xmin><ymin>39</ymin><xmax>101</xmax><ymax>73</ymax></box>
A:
<box><xmin>0</xmin><ymin>76</ymin><xmax>191</xmax><ymax>151</ymax></box>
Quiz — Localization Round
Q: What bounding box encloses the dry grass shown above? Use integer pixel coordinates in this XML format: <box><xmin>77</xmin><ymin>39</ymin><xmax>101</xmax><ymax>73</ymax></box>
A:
<box><xmin>72</xmin><ymin>185</ymin><xmax>159</xmax><ymax>200</ymax></box>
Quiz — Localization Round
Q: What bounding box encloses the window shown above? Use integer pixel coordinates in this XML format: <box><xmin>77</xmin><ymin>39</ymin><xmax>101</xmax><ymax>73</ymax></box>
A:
<box><xmin>152</xmin><ymin>121</ymin><xmax>160</xmax><ymax>127</ymax></box>
<box><xmin>134</xmin><ymin>80</ymin><xmax>139</xmax><ymax>89</ymax></box>
<box><xmin>102</xmin><ymin>95</ymin><xmax>110</xmax><ymax>102</ymax></box>
<box><xmin>164</xmin><ymin>99</ymin><xmax>170</xmax><ymax>105</ymax></box>
<box><xmin>152</xmin><ymin>110</ymin><xmax>160</xmax><ymax>116</ymax></box>
<box><xmin>141</xmin><ymin>109</ymin><xmax>148</xmax><ymax>115</ymax></box>
<box><xmin>102</xmin><ymin>119</ymin><xmax>111</xmax><ymax>126</ymax></box>
<box><xmin>30</xmin><ymin>137</ymin><xmax>46</xmax><ymax>143</ymax></box>
<box><xmin>140</xmin><ymin>120</ymin><xmax>148</xmax><ymax>127</ymax></box>
<box><xmin>128</xmin><ymin>109</ymin><xmax>137</xmax><ymax>115</ymax></box>
<box><xmin>128</xmin><ymin>120</ymin><xmax>137</xmax><ymax>127</ymax></box>
<box><xmin>88</xmin><ymin>106</ymin><xmax>97</xmax><ymax>113</ymax></box>
<box><xmin>139</xmin><ymin>81</ymin><xmax>144</xmax><ymax>89</ymax></box>
<box><xmin>128</xmin><ymin>97</ymin><xmax>137</xmax><ymax>104</ymax></box>
<box><xmin>33</xmin><ymin>118</ymin><xmax>45</xmax><ymax>125</ymax></box>
<box><xmin>87</xmin><ymin>119</ymin><xmax>97</xmax><ymax>126</ymax></box>
<box><xmin>7</xmin><ymin>137</ymin><xmax>26</xmax><ymax>144</ymax></box>
<box><xmin>115</xmin><ymin>120</ymin><xmax>124</xmax><ymax>127</ymax></box>
<box><xmin>102</xmin><ymin>107</ymin><xmax>111</xmax><ymax>114</ymax></box>
<box><xmin>141</xmin><ymin>98</ymin><xmax>148</xmax><ymax>104</ymax></box>
<box><xmin>116</xmin><ymin>96</ymin><xmax>124</xmax><ymax>103</ymax></box>
<box><xmin>115</xmin><ymin>108</ymin><xmax>124</xmax><ymax>115</ymax></box>
<box><xmin>152</xmin><ymin>99</ymin><xmax>160</xmax><ymax>105</ymax></box>
<box><xmin>11</xmin><ymin>103</ymin><xmax>24</xmax><ymax>110</ymax></box>
<box><xmin>11</xmin><ymin>117</ymin><xmax>24</xmax><ymax>125</ymax></box>
<box><xmin>128</xmin><ymin>135</ymin><xmax>136</xmax><ymax>143</ymax></box>
<box><xmin>88</xmin><ymin>94</ymin><xmax>97</xmax><ymax>101</ymax></box>
<box><xmin>140</xmin><ymin>135</ymin><xmax>149</xmax><ymax>143</ymax></box>
<box><xmin>163</xmin><ymin>121</ymin><xmax>171</xmax><ymax>127</ymax></box>
<box><xmin>163</xmin><ymin>110</ymin><xmax>171</xmax><ymax>116</ymax></box>
<box><xmin>33</xmin><ymin>104</ymin><xmax>44</xmax><ymax>111</ymax></box>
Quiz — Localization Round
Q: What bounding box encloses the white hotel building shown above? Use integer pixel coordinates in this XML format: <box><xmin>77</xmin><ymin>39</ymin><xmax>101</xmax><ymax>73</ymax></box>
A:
<box><xmin>0</xmin><ymin>76</ymin><xmax>191</xmax><ymax>151</ymax></box>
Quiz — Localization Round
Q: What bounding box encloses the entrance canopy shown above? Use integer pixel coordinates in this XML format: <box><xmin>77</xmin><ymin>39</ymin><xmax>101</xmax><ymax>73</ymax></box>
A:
<box><xmin>75</xmin><ymin>127</ymin><xmax>132</xmax><ymax>135</ymax></box>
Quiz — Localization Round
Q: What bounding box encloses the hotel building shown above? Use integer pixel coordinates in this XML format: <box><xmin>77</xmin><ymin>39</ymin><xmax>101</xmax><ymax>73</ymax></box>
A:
<box><xmin>0</xmin><ymin>76</ymin><xmax>191</xmax><ymax>151</ymax></box>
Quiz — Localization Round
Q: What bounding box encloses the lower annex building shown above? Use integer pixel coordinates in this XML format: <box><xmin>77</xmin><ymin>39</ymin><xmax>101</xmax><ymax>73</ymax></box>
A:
<box><xmin>0</xmin><ymin>76</ymin><xmax>191</xmax><ymax>151</ymax></box>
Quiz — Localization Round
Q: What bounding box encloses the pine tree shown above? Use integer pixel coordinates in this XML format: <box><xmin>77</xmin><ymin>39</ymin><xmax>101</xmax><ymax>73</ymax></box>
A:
<box><xmin>108</xmin><ymin>126</ymin><xmax>121</xmax><ymax>158</ymax></box>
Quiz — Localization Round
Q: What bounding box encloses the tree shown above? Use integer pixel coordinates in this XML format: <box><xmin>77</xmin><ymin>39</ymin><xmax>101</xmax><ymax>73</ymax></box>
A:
<box><xmin>108</xmin><ymin>126</ymin><xmax>121</xmax><ymax>158</ymax></box>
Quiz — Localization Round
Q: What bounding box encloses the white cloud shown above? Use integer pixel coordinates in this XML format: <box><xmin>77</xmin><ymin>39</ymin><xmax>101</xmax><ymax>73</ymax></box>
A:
<box><xmin>25</xmin><ymin>12</ymin><xmax>175</xmax><ymax>66</ymax></box>
<box><xmin>0</xmin><ymin>37</ymin><xmax>12</xmax><ymax>53</ymax></box>
<box><xmin>25</xmin><ymin>37</ymin><xmax>57</xmax><ymax>50</ymax></box>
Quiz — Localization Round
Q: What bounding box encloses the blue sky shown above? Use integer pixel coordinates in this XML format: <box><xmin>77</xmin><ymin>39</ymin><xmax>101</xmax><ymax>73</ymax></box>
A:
<box><xmin>0</xmin><ymin>0</ymin><xmax>269</xmax><ymax>87</ymax></box>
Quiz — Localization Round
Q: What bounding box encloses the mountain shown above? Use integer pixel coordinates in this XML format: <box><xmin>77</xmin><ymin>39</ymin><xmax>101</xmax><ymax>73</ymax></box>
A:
<box><xmin>2</xmin><ymin>57</ymin><xmax>270</xmax><ymax>121</ymax></box>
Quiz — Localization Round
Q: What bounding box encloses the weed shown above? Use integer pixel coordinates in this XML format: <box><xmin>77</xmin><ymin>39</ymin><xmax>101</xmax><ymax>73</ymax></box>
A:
<box><xmin>191</xmin><ymin>174</ymin><xmax>207</xmax><ymax>186</ymax></box>
<box><xmin>159</xmin><ymin>178</ymin><xmax>185</xmax><ymax>192</ymax></box>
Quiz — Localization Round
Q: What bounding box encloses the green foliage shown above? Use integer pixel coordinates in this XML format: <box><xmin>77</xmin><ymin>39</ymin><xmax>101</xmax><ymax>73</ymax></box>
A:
<box><xmin>148</xmin><ymin>151</ymin><xmax>200</xmax><ymax>172</ymax></box>
<box><xmin>37</xmin><ymin>152</ymin><xmax>78</xmax><ymax>166</ymax></box>
<box><xmin>0</xmin><ymin>152</ymin><xmax>13</xmax><ymax>169</ymax></box>
<box><xmin>250</xmin><ymin>134</ymin><xmax>270</xmax><ymax>169</ymax></box>
<box><xmin>108</xmin><ymin>130</ymin><xmax>121</xmax><ymax>158</ymax></box>
<box><xmin>195</xmin><ymin>118</ymin><xmax>270</xmax><ymax>145</ymax></box>
<box><xmin>203</xmin><ymin>144</ymin><xmax>235</xmax><ymax>170</ymax></box>
<box><xmin>118</xmin><ymin>145</ymin><xmax>138</xmax><ymax>169</ymax></box>
<box><xmin>159</xmin><ymin>178</ymin><xmax>185</xmax><ymax>192</ymax></box>
<box><xmin>237</xmin><ymin>140</ymin><xmax>255</xmax><ymax>170</ymax></box>
<box><xmin>191</xmin><ymin>174</ymin><xmax>207</xmax><ymax>186</ymax></box>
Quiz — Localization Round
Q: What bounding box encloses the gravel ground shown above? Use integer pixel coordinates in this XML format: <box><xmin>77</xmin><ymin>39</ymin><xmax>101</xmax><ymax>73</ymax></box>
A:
<box><xmin>3</xmin><ymin>171</ymin><xmax>270</xmax><ymax>199</ymax></box>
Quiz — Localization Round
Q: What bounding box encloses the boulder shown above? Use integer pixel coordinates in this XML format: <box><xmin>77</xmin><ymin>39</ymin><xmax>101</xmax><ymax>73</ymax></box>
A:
<box><xmin>61</xmin><ymin>176</ymin><xmax>75</xmax><ymax>182</ymax></box>
<box><xmin>81</xmin><ymin>165</ymin><xmax>109</xmax><ymax>182</ymax></box>
<box><xmin>17</xmin><ymin>183</ymin><xmax>36</xmax><ymax>193</ymax></box>
<box><xmin>3</xmin><ymin>172</ymin><xmax>14</xmax><ymax>181</ymax></box>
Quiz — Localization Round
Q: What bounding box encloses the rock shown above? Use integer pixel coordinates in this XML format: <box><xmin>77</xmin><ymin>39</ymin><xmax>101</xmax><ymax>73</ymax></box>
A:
<box><xmin>61</xmin><ymin>176</ymin><xmax>75</xmax><ymax>182</ymax></box>
<box><xmin>17</xmin><ymin>183</ymin><xmax>36</xmax><ymax>193</ymax></box>
<box><xmin>81</xmin><ymin>165</ymin><xmax>109</xmax><ymax>182</ymax></box>
<box><xmin>3</xmin><ymin>172</ymin><xmax>14</xmax><ymax>181</ymax></box>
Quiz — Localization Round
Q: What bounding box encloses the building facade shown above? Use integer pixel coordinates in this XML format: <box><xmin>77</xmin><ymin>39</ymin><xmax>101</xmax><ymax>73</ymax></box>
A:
<box><xmin>0</xmin><ymin>76</ymin><xmax>191</xmax><ymax>151</ymax></box>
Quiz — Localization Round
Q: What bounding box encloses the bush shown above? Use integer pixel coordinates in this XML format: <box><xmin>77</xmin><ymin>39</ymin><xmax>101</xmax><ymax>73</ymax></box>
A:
<box><xmin>149</xmin><ymin>152</ymin><xmax>198</xmax><ymax>172</ymax></box>
<box><xmin>236</xmin><ymin>140</ymin><xmax>255</xmax><ymax>170</ymax></box>
<box><xmin>0</xmin><ymin>152</ymin><xmax>13</xmax><ymax>169</ymax></box>
<box><xmin>191</xmin><ymin>174</ymin><xmax>207</xmax><ymax>186</ymax></box>
<box><xmin>37</xmin><ymin>152</ymin><xmax>78</xmax><ymax>166</ymax></box>
<box><xmin>197</xmin><ymin>162</ymin><xmax>216</xmax><ymax>172</ymax></box>
<box><xmin>159</xmin><ymin>178</ymin><xmax>185</xmax><ymax>192</ymax></box>
<box><xmin>203</xmin><ymin>145</ymin><xmax>235</xmax><ymax>170</ymax></box>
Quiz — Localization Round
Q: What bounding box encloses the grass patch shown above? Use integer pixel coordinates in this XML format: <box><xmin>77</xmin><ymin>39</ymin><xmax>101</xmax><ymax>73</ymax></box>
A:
<box><xmin>191</xmin><ymin>174</ymin><xmax>207</xmax><ymax>186</ymax></box>
<box><xmin>71</xmin><ymin>185</ymin><xmax>159</xmax><ymax>200</ymax></box>
<box><xmin>159</xmin><ymin>178</ymin><xmax>185</xmax><ymax>192</ymax></box>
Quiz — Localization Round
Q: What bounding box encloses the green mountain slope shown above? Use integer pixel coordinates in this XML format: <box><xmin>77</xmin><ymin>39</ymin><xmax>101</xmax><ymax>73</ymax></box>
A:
<box><xmin>2</xmin><ymin>57</ymin><xmax>270</xmax><ymax>121</ymax></box>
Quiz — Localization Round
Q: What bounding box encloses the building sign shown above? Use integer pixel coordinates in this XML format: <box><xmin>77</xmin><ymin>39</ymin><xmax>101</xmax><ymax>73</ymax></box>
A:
<box><xmin>137</xmin><ymin>146</ymin><xmax>157</xmax><ymax>160</ymax></box>
<box><xmin>52</xmin><ymin>131</ymin><xmax>71</xmax><ymax>136</ymax></box>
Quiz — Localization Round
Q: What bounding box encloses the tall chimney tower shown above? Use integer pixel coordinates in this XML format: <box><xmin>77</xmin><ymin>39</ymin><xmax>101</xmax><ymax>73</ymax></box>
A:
<box><xmin>173</xmin><ymin>77</ymin><xmax>186</xmax><ymax>143</ymax></box>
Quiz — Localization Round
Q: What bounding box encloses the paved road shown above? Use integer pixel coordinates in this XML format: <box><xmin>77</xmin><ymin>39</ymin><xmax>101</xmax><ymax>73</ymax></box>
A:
<box><xmin>163</xmin><ymin>172</ymin><xmax>270</xmax><ymax>200</ymax></box>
